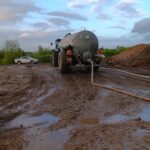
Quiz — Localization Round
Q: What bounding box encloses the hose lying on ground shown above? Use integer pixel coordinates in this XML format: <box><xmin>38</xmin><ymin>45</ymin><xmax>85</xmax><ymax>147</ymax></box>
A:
<box><xmin>89</xmin><ymin>60</ymin><xmax>150</xmax><ymax>102</ymax></box>
<box><xmin>100</xmin><ymin>67</ymin><xmax>150</xmax><ymax>79</ymax></box>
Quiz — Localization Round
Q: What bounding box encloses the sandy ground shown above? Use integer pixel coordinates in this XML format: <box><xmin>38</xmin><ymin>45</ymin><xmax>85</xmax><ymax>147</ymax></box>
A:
<box><xmin>0</xmin><ymin>64</ymin><xmax>150</xmax><ymax>150</ymax></box>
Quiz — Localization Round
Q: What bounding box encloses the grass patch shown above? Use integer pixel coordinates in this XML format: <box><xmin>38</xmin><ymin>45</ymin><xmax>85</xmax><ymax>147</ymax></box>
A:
<box><xmin>104</xmin><ymin>47</ymin><xmax>128</xmax><ymax>57</ymax></box>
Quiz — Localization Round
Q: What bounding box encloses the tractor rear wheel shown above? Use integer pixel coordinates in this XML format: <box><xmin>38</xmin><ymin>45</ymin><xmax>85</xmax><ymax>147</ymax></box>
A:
<box><xmin>94</xmin><ymin>66</ymin><xmax>99</xmax><ymax>72</ymax></box>
<box><xmin>58</xmin><ymin>51</ymin><xmax>69</xmax><ymax>73</ymax></box>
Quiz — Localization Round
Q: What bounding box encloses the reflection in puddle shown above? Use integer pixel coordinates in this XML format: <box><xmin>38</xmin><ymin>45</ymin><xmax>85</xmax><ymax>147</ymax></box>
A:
<box><xmin>103</xmin><ymin>107</ymin><xmax>150</xmax><ymax>124</ymax></box>
<box><xmin>133</xmin><ymin>128</ymin><xmax>150</xmax><ymax>137</ymax></box>
<box><xmin>139</xmin><ymin>108</ymin><xmax>150</xmax><ymax>122</ymax></box>
<box><xmin>24</xmin><ymin>126</ymin><xmax>71</xmax><ymax>150</ymax></box>
<box><xmin>103</xmin><ymin>114</ymin><xmax>130</xmax><ymax>124</ymax></box>
<box><xmin>36</xmin><ymin>85</ymin><xmax>58</xmax><ymax>103</ymax></box>
<box><xmin>8</xmin><ymin>113</ymin><xmax>59</xmax><ymax>128</ymax></box>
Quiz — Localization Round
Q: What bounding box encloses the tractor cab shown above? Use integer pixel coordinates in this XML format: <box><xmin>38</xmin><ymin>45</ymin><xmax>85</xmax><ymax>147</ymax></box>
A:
<box><xmin>55</xmin><ymin>39</ymin><xmax>61</xmax><ymax>49</ymax></box>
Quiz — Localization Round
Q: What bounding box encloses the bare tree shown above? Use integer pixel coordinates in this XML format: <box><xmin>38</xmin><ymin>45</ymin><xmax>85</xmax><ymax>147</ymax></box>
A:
<box><xmin>4</xmin><ymin>40</ymin><xmax>20</xmax><ymax>51</ymax></box>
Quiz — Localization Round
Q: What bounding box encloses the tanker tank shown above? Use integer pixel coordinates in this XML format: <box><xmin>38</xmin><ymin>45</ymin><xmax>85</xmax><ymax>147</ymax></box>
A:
<box><xmin>58</xmin><ymin>30</ymin><xmax>99</xmax><ymax>59</ymax></box>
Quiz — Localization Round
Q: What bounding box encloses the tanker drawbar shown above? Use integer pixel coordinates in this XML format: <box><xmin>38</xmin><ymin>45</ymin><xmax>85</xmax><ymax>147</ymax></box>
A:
<box><xmin>50</xmin><ymin>30</ymin><xmax>104</xmax><ymax>73</ymax></box>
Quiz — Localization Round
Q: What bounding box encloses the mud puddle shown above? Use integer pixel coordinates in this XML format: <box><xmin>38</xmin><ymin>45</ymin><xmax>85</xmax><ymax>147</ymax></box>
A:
<box><xmin>103</xmin><ymin>114</ymin><xmax>130</xmax><ymax>124</ymax></box>
<box><xmin>14</xmin><ymin>84</ymin><xmax>59</xmax><ymax>116</ymax></box>
<box><xmin>36</xmin><ymin>85</ymin><xmax>59</xmax><ymax>103</ymax></box>
<box><xmin>6</xmin><ymin>113</ymin><xmax>59</xmax><ymax>128</ymax></box>
<box><xmin>133</xmin><ymin>128</ymin><xmax>150</xmax><ymax>137</ymax></box>
<box><xmin>24</xmin><ymin>126</ymin><xmax>72</xmax><ymax>150</ymax></box>
<box><xmin>3</xmin><ymin>111</ymin><xmax>71</xmax><ymax>150</ymax></box>
<box><xmin>138</xmin><ymin>108</ymin><xmax>150</xmax><ymax>122</ymax></box>
<box><xmin>1</xmin><ymin>80</ymin><xmax>71</xmax><ymax>150</ymax></box>
<box><xmin>103</xmin><ymin>107</ymin><xmax>150</xmax><ymax>124</ymax></box>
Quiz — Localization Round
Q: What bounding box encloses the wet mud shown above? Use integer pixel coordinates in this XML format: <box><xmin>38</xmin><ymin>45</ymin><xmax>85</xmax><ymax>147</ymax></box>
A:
<box><xmin>0</xmin><ymin>64</ymin><xmax>150</xmax><ymax>150</ymax></box>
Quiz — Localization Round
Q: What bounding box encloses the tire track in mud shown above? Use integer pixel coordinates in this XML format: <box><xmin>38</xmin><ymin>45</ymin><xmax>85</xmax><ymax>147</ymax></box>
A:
<box><xmin>64</xmin><ymin>120</ymin><xmax>150</xmax><ymax>150</ymax></box>
<box><xmin>0</xmin><ymin>66</ymin><xmax>46</xmax><ymax>122</ymax></box>
<box><xmin>33</xmin><ymin>66</ymin><xmax>149</xmax><ymax>131</ymax></box>
<box><xmin>0</xmin><ymin>65</ymin><xmax>150</xmax><ymax>150</ymax></box>
<box><xmin>0</xmin><ymin>65</ymin><xmax>58</xmax><ymax>150</ymax></box>
<box><xmin>61</xmin><ymin>68</ymin><xmax>150</xmax><ymax>150</ymax></box>
<box><xmin>44</xmin><ymin>71</ymin><xmax>98</xmax><ymax>130</ymax></box>
<box><xmin>21</xmin><ymin>70</ymin><xmax>99</xmax><ymax>150</ymax></box>
<box><xmin>19</xmin><ymin>67</ymin><xmax>150</xmax><ymax>150</ymax></box>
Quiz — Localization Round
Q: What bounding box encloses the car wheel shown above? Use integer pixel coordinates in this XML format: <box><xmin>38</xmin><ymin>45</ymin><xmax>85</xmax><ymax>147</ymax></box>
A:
<box><xmin>17</xmin><ymin>61</ymin><xmax>21</xmax><ymax>64</ymax></box>
<box><xmin>30</xmin><ymin>60</ymin><xmax>34</xmax><ymax>64</ymax></box>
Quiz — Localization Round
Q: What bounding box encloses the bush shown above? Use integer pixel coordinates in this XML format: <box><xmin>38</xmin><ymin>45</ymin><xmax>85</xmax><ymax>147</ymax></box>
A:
<box><xmin>36</xmin><ymin>55</ymin><xmax>50</xmax><ymax>63</ymax></box>
<box><xmin>0</xmin><ymin>49</ymin><xmax>25</xmax><ymax>65</ymax></box>
<box><xmin>0</xmin><ymin>50</ymin><xmax>4</xmax><ymax>64</ymax></box>
<box><xmin>104</xmin><ymin>46</ymin><xmax>128</xmax><ymax>57</ymax></box>
<box><xmin>29</xmin><ymin>47</ymin><xmax>52</xmax><ymax>63</ymax></box>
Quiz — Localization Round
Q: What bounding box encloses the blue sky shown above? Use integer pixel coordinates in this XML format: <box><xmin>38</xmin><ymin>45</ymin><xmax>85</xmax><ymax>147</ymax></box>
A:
<box><xmin>0</xmin><ymin>0</ymin><xmax>150</xmax><ymax>50</ymax></box>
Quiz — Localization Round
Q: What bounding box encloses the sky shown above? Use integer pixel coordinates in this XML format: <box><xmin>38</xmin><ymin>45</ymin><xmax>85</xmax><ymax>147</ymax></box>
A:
<box><xmin>0</xmin><ymin>0</ymin><xmax>150</xmax><ymax>51</ymax></box>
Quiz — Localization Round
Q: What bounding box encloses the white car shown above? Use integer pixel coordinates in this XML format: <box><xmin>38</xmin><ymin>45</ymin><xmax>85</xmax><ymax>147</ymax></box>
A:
<box><xmin>14</xmin><ymin>56</ymin><xmax>39</xmax><ymax>64</ymax></box>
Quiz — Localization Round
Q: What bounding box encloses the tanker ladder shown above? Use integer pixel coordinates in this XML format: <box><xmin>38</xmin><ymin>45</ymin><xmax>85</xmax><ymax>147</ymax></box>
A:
<box><xmin>89</xmin><ymin>60</ymin><xmax>150</xmax><ymax>102</ymax></box>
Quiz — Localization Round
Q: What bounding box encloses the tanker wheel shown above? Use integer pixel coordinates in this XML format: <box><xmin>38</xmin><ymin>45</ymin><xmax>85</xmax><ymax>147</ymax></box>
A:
<box><xmin>94</xmin><ymin>66</ymin><xmax>99</xmax><ymax>72</ymax></box>
<box><xmin>58</xmin><ymin>51</ymin><xmax>69</xmax><ymax>73</ymax></box>
<box><xmin>51</xmin><ymin>51</ymin><xmax>58</xmax><ymax>67</ymax></box>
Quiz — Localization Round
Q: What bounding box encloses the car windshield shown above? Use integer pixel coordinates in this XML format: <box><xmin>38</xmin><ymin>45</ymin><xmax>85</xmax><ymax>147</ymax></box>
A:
<box><xmin>21</xmin><ymin>56</ymin><xmax>31</xmax><ymax>59</ymax></box>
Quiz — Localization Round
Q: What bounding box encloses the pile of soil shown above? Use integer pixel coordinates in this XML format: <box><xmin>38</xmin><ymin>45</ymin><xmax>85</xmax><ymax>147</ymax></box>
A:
<box><xmin>104</xmin><ymin>44</ymin><xmax>150</xmax><ymax>68</ymax></box>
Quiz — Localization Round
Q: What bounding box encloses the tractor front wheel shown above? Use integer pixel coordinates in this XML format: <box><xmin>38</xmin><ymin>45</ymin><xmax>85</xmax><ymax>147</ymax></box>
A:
<box><xmin>51</xmin><ymin>51</ymin><xmax>58</xmax><ymax>67</ymax></box>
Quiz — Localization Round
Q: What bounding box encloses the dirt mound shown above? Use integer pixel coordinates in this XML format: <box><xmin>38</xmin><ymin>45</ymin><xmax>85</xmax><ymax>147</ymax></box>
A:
<box><xmin>105</xmin><ymin>44</ymin><xmax>150</xmax><ymax>68</ymax></box>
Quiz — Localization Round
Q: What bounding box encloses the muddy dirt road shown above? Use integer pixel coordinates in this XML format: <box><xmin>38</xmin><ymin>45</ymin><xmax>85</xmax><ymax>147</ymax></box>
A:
<box><xmin>0</xmin><ymin>64</ymin><xmax>150</xmax><ymax>150</ymax></box>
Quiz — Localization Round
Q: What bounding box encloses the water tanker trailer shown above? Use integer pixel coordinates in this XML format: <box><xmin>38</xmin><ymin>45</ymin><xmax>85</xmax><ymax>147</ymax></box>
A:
<box><xmin>51</xmin><ymin>30</ymin><xmax>103</xmax><ymax>73</ymax></box>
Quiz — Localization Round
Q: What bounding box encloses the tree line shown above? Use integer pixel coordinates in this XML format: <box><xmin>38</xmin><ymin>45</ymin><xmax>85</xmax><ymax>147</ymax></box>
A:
<box><xmin>0</xmin><ymin>40</ymin><xmax>128</xmax><ymax>65</ymax></box>
<box><xmin>0</xmin><ymin>40</ymin><xmax>52</xmax><ymax>64</ymax></box>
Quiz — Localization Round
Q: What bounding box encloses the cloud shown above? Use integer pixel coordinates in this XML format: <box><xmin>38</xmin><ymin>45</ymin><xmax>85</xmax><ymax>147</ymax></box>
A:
<box><xmin>91</xmin><ymin>1</ymin><xmax>103</xmax><ymax>13</ymax></box>
<box><xmin>68</xmin><ymin>0</ymin><xmax>99</xmax><ymax>8</ymax></box>
<box><xmin>142</xmin><ymin>33</ymin><xmax>150</xmax><ymax>43</ymax></box>
<box><xmin>131</xmin><ymin>18</ymin><xmax>150</xmax><ymax>43</ymax></box>
<box><xmin>33</xmin><ymin>22</ymin><xmax>50</xmax><ymax>30</ymax></box>
<box><xmin>97</xmin><ymin>13</ymin><xmax>112</xmax><ymax>20</ymax></box>
<box><xmin>90</xmin><ymin>0</ymin><xmax>112</xmax><ymax>20</ymax></box>
<box><xmin>68</xmin><ymin>3</ymin><xmax>85</xmax><ymax>8</ymax></box>
<box><xmin>100</xmin><ymin>34</ymin><xmax>142</xmax><ymax>48</ymax></box>
<box><xmin>132</xmin><ymin>18</ymin><xmax>150</xmax><ymax>34</ymax></box>
<box><xmin>0</xmin><ymin>28</ymin><xmax>74</xmax><ymax>51</ymax></box>
<box><xmin>49</xmin><ymin>11</ymin><xmax>87</xmax><ymax>21</ymax></box>
<box><xmin>109</xmin><ymin>26</ymin><xmax>126</xmax><ymax>30</ymax></box>
<box><xmin>0</xmin><ymin>0</ymin><xmax>42</xmax><ymax>23</ymax></box>
<box><xmin>116</xmin><ymin>0</ymin><xmax>142</xmax><ymax>17</ymax></box>
<box><xmin>49</xmin><ymin>18</ymin><xmax>70</xmax><ymax>27</ymax></box>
